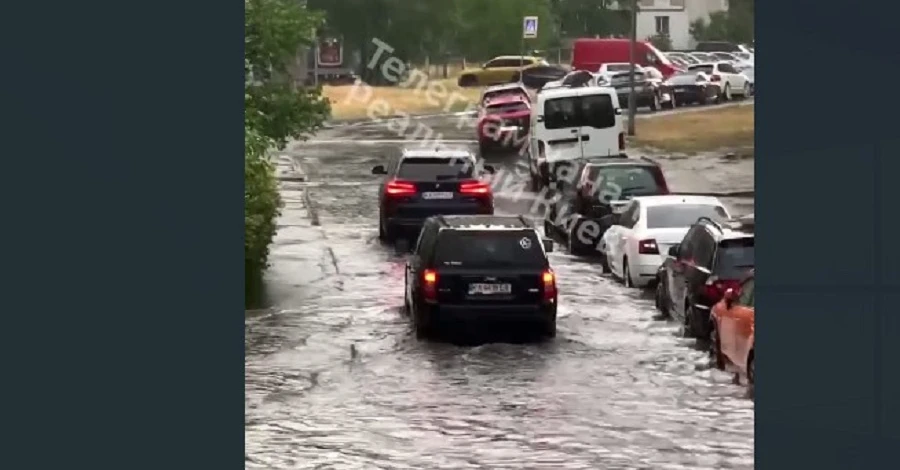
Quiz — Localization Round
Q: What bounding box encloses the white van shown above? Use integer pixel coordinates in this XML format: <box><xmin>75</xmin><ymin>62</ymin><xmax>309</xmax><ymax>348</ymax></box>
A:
<box><xmin>527</xmin><ymin>86</ymin><xmax>626</xmax><ymax>190</ymax></box>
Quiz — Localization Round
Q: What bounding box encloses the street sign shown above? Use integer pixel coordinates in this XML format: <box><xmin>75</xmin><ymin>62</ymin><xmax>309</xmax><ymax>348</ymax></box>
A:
<box><xmin>523</xmin><ymin>16</ymin><xmax>538</xmax><ymax>39</ymax></box>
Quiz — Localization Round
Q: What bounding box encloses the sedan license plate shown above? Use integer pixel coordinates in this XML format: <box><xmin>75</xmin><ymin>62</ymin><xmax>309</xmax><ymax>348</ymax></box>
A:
<box><xmin>422</xmin><ymin>191</ymin><xmax>454</xmax><ymax>200</ymax></box>
<box><xmin>468</xmin><ymin>283</ymin><xmax>512</xmax><ymax>295</ymax></box>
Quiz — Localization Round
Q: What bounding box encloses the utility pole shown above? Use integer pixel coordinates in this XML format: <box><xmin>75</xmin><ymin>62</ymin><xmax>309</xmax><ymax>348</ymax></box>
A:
<box><xmin>627</xmin><ymin>0</ymin><xmax>638</xmax><ymax>136</ymax></box>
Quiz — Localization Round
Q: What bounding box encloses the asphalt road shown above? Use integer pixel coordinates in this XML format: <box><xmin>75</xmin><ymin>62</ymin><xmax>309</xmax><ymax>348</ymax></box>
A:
<box><xmin>245</xmin><ymin>114</ymin><xmax>755</xmax><ymax>469</ymax></box>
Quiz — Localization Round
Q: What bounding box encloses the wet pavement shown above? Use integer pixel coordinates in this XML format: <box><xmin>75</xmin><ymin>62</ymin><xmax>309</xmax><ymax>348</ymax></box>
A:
<box><xmin>245</xmin><ymin>115</ymin><xmax>755</xmax><ymax>469</ymax></box>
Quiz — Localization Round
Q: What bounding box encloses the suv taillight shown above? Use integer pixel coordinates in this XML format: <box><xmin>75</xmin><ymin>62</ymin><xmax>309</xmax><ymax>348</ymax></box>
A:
<box><xmin>386</xmin><ymin>179</ymin><xmax>416</xmax><ymax>196</ymax></box>
<box><xmin>704</xmin><ymin>276</ymin><xmax>740</xmax><ymax>302</ymax></box>
<box><xmin>542</xmin><ymin>269</ymin><xmax>557</xmax><ymax>302</ymax></box>
<box><xmin>638</xmin><ymin>239</ymin><xmax>659</xmax><ymax>254</ymax></box>
<box><xmin>460</xmin><ymin>180</ymin><xmax>491</xmax><ymax>195</ymax></box>
<box><xmin>423</xmin><ymin>268</ymin><xmax>438</xmax><ymax>302</ymax></box>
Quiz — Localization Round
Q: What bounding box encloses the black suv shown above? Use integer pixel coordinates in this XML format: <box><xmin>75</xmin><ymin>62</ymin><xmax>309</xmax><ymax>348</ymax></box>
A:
<box><xmin>655</xmin><ymin>217</ymin><xmax>755</xmax><ymax>338</ymax></box>
<box><xmin>404</xmin><ymin>215</ymin><xmax>558</xmax><ymax>339</ymax></box>
<box><xmin>543</xmin><ymin>156</ymin><xmax>670</xmax><ymax>255</ymax></box>
<box><xmin>372</xmin><ymin>150</ymin><xmax>496</xmax><ymax>242</ymax></box>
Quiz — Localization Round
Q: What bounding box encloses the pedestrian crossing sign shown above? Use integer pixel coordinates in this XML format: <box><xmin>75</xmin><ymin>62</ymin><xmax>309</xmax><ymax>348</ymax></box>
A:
<box><xmin>523</xmin><ymin>16</ymin><xmax>538</xmax><ymax>39</ymax></box>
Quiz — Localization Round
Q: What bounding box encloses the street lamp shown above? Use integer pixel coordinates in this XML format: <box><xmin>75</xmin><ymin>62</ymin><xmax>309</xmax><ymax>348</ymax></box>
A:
<box><xmin>627</xmin><ymin>0</ymin><xmax>638</xmax><ymax>136</ymax></box>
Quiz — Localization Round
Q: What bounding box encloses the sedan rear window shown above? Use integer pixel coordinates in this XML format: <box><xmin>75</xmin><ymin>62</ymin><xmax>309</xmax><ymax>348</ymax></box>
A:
<box><xmin>397</xmin><ymin>157</ymin><xmax>474</xmax><ymax>180</ymax></box>
<box><xmin>586</xmin><ymin>165</ymin><xmax>664</xmax><ymax>200</ymax></box>
<box><xmin>434</xmin><ymin>231</ymin><xmax>546</xmax><ymax>268</ymax></box>
<box><xmin>544</xmin><ymin>94</ymin><xmax>616</xmax><ymax>130</ymax></box>
<box><xmin>715</xmin><ymin>237</ymin><xmax>755</xmax><ymax>278</ymax></box>
<box><xmin>646</xmin><ymin>204</ymin><xmax>728</xmax><ymax>229</ymax></box>
<box><xmin>485</xmin><ymin>102</ymin><xmax>529</xmax><ymax>114</ymax></box>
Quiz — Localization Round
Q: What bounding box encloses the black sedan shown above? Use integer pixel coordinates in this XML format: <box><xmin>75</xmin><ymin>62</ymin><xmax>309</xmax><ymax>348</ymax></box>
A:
<box><xmin>605</xmin><ymin>71</ymin><xmax>660</xmax><ymax>111</ymax></box>
<box><xmin>661</xmin><ymin>71</ymin><xmax>721</xmax><ymax>106</ymax></box>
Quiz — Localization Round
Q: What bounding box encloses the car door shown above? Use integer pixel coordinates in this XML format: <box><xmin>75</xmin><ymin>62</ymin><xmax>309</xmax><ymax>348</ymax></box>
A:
<box><xmin>605</xmin><ymin>201</ymin><xmax>637</xmax><ymax>275</ymax></box>
<box><xmin>719</xmin><ymin>278</ymin><xmax>754</xmax><ymax>366</ymax></box>
<box><xmin>577</xmin><ymin>89</ymin><xmax>621</xmax><ymax>157</ymax></box>
<box><xmin>718</xmin><ymin>62</ymin><xmax>744</xmax><ymax>90</ymax></box>
<box><xmin>669</xmin><ymin>226</ymin><xmax>699</xmax><ymax>319</ymax></box>
<box><xmin>539</xmin><ymin>94</ymin><xmax>582</xmax><ymax>160</ymax></box>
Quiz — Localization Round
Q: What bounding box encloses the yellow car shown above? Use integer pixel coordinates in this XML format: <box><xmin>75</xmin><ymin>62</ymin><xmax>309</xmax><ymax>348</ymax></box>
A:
<box><xmin>457</xmin><ymin>56</ymin><xmax>549</xmax><ymax>87</ymax></box>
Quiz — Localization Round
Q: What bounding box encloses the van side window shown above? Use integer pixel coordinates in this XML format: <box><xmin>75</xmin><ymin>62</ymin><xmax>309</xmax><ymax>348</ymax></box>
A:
<box><xmin>580</xmin><ymin>94</ymin><xmax>616</xmax><ymax>129</ymax></box>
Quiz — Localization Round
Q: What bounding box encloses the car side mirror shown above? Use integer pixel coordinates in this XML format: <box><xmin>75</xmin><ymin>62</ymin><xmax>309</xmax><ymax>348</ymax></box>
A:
<box><xmin>615</xmin><ymin>108</ymin><xmax>623</xmax><ymax>115</ymax></box>
<box><xmin>542</xmin><ymin>238</ymin><xmax>554</xmax><ymax>253</ymax></box>
<box><xmin>667</xmin><ymin>245</ymin><xmax>679</xmax><ymax>257</ymax></box>
<box><xmin>371</xmin><ymin>165</ymin><xmax>387</xmax><ymax>175</ymax></box>
<box><xmin>536</xmin><ymin>115</ymin><xmax>544</xmax><ymax>122</ymax></box>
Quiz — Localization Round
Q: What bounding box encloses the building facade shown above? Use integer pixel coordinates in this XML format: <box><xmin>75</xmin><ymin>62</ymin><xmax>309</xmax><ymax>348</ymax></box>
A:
<box><xmin>617</xmin><ymin>0</ymin><xmax>728</xmax><ymax>50</ymax></box>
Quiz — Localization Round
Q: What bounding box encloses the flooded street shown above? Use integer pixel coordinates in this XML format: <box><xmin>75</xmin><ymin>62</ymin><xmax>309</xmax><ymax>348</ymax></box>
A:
<box><xmin>246</xmin><ymin>115</ymin><xmax>755</xmax><ymax>469</ymax></box>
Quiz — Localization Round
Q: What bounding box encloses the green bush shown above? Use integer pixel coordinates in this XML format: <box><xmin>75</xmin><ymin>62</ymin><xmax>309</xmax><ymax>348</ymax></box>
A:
<box><xmin>244</xmin><ymin>126</ymin><xmax>281</xmax><ymax>278</ymax></box>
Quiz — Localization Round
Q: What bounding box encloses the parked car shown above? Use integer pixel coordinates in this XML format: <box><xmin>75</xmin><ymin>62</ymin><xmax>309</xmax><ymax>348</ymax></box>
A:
<box><xmin>457</xmin><ymin>56</ymin><xmax>548</xmax><ymax>87</ymax></box>
<box><xmin>710</xmin><ymin>270</ymin><xmax>755</xmax><ymax>394</ymax></box>
<box><xmin>599</xmin><ymin>196</ymin><xmax>730</xmax><ymax>288</ymax></box>
<box><xmin>571</xmin><ymin>38</ymin><xmax>679</xmax><ymax>78</ymax></box>
<box><xmin>687</xmin><ymin>62</ymin><xmax>751</xmax><ymax>100</ymax></box>
<box><xmin>403</xmin><ymin>215</ymin><xmax>558</xmax><ymax>339</ymax></box>
<box><xmin>695</xmin><ymin>41</ymin><xmax>745</xmax><ymax>53</ymax></box>
<box><xmin>543</xmin><ymin>156</ymin><xmax>671</xmax><ymax>257</ymax></box>
<box><xmin>655</xmin><ymin>217</ymin><xmax>754</xmax><ymax>339</ymax></box>
<box><xmin>688</xmin><ymin>52</ymin><xmax>716</xmax><ymax>63</ymax></box>
<box><xmin>662</xmin><ymin>70</ymin><xmax>722</xmax><ymax>105</ymax></box>
<box><xmin>608</xmin><ymin>70</ymin><xmax>663</xmax><ymax>111</ymax></box>
<box><xmin>512</xmin><ymin>64</ymin><xmax>570</xmax><ymax>89</ymax></box>
<box><xmin>477</xmin><ymin>94</ymin><xmax>531</xmax><ymax>154</ymax></box>
<box><xmin>667</xmin><ymin>52</ymin><xmax>699</xmax><ymax>65</ymax></box>
<box><xmin>732</xmin><ymin>51</ymin><xmax>754</xmax><ymax>65</ymax></box>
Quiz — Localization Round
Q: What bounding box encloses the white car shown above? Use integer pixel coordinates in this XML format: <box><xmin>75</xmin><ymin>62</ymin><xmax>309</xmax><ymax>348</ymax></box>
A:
<box><xmin>599</xmin><ymin>195</ymin><xmax>731</xmax><ymax>288</ymax></box>
<box><xmin>687</xmin><ymin>62</ymin><xmax>751</xmax><ymax>100</ymax></box>
<box><xmin>737</xmin><ymin>65</ymin><xmax>754</xmax><ymax>94</ymax></box>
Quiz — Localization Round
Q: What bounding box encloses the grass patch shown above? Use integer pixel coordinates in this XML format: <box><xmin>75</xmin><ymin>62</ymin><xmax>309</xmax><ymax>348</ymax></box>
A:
<box><xmin>323</xmin><ymin>78</ymin><xmax>483</xmax><ymax>121</ymax></box>
<box><xmin>632</xmin><ymin>104</ymin><xmax>754</xmax><ymax>153</ymax></box>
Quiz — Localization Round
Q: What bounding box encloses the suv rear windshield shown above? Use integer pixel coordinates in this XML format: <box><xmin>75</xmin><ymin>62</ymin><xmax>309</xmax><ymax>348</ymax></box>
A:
<box><xmin>543</xmin><ymin>94</ymin><xmax>616</xmax><ymax>130</ymax></box>
<box><xmin>715</xmin><ymin>237</ymin><xmax>755</xmax><ymax>279</ymax></box>
<box><xmin>397</xmin><ymin>157</ymin><xmax>474</xmax><ymax>180</ymax></box>
<box><xmin>646</xmin><ymin>204</ymin><xmax>728</xmax><ymax>229</ymax></box>
<box><xmin>434</xmin><ymin>230</ymin><xmax>546</xmax><ymax>268</ymax></box>
<box><xmin>586</xmin><ymin>165</ymin><xmax>665</xmax><ymax>200</ymax></box>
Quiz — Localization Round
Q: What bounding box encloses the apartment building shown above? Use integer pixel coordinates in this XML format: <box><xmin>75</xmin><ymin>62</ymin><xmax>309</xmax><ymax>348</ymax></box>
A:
<box><xmin>616</xmin><ymin>0</ymin><xmax>729</xmax><ymax>50</ymax></box>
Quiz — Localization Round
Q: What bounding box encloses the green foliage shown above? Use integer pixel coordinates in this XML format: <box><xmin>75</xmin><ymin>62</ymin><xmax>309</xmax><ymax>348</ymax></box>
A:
<box><xmin>647</xmin><ymin>33</ymin><xmax>672</xmax><ymax>52</ymax></box>
<box><xmin>690</xmin><ymin>0</ymin><xmax>754</xmax><ymax>44</ymax></box>
<box><xmin>245</xmin><ymin>0</ymin><xmax>330</xmax><ymax>289</ymax></box>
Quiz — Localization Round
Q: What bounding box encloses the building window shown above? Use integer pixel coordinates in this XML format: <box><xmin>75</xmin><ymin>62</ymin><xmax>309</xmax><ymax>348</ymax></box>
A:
<box><xmin>639</xmin><ymin>0</ymin><xmax>655</xmax><ymax>6</ymax></box>
<box><xmin>671</xmin><ymin>0</ymin><xmax>685</xmax><ymax>6</ymax></box>
<box><xmin>655</xmin><ymin>16</ymin><xmax>670</xmax><ymax>36</ymax></box>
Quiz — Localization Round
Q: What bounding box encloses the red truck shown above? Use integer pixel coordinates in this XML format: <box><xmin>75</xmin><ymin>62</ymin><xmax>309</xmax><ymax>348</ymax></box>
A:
<box><xmin>476</xmin><ymin>93</ymin><xmax>531</xmax><ymax>155</ymax></box>
<box><xmin>571</xmin><ymin>38</ymin><xmax>679</xmax><ymax>78</ymax></box>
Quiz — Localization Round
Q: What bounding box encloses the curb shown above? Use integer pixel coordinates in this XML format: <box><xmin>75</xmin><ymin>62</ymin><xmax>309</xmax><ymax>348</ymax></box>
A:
<box><xmin>275</xmin><ymin>155</ymin><xmax>306</xmax><ymax>182</ymax></box>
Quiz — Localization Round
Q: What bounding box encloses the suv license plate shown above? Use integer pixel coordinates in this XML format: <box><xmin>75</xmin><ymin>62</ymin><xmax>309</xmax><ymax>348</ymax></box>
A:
<box><xmin>422</xmin><ymin>192</ymin><xmax>453</xmax><ymax>200</ymax></box>
<box><xmin>468</xmin><ymin>283</ymin><xmax>512</xmax><ymax>295</ymax></box>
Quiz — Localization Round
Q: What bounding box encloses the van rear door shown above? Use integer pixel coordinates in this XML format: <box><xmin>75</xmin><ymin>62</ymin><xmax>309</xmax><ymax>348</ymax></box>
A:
<box><xmin>539</xmin><ymin>94</ymin><xmax>584</xmax><ymax>163</ymax></box>
<box><xmin>577</xmin><ymin>88</ymin><xmax>623</xmax><ymax>157</ymax></box>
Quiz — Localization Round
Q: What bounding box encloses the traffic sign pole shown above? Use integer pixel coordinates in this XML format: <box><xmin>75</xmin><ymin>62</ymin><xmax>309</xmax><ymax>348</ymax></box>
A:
<box><xmin>522</xmin><ymin>16</ymin><xmax>539</xmax><ymax>84</ymax></box>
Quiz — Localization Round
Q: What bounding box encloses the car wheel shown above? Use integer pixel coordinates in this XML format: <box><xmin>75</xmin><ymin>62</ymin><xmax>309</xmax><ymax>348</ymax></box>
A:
<box><xmin>680</xmin><ymin>301</ymin><xmax>695</xmax><ymax>338</ymax></box>
<box><xmin>650</xmin><ymin>93</ymin><xmax>660</xmax><ymax>111</ymax></box>
<box><xmin>623</xmin><ymin>257</ymin><xmax>634</xmax><ymax>287</ymax></box>
<box><xmin>709</xmin><ymin>320</ymin><xmax>726</xmax><ymax>369</ymax></box>
<box><xmin>655</xmin><ymin>279</ymin><xmax>670</xmax><ymax>317</ymax></box>
<box><xmin>723</xmin><ymin>83</ymin><xmax>732</xmax><ymax>101</ymax></box>
<box><xmin>458</xmin><ymin>74</ymin><xmax>477</xmax><ymax>87</ymax></box>
<box><xmin>741</xmin><ymin>82</ymin><xmax>750</xmax><ymax>98</ymax></box>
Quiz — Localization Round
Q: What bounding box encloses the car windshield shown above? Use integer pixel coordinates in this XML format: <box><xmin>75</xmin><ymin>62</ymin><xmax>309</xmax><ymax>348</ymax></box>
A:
<box><xmin>434</xmin><ymin>230</ymin><xmax>546</xmax><ymax>268</ymax></box>
<box><xmin>587</xmin><ymin>166</ymin><xmax>662</xmax><ymax>200</ymax></box>
<box><xmin>646</xmin><ymin>204</ymin><xmax>729</xmax><ymax>229</ymax></box>
<box><xmin>397</xmin><ymin>157</ymin><xmax>474</xmax><ymax>180</ymax></box>
<box><xmin>485</xmin><ymin>102</ymin><xmax>528</xmax><ymax>114</ymax></box>
<box><xmin>688</xmin><ymin>65</ymin><xmax>715</xmax><ymax>74</ymax></box>
<box><xmin>543</xmin><ymin>94</ymin><xmax>616</xmax><ymax>129</ymax></box>
<box><xmin>715</xmin><ymin>237</ymin><xmax>755</xmax><ymax>278</ymax></box>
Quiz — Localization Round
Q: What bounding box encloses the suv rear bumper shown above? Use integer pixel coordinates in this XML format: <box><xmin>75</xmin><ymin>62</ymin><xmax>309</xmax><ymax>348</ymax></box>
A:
<box><xmin>425</xmin><ymin>302</ymin><xmax>557</xmax><ymax>323</ymax></box>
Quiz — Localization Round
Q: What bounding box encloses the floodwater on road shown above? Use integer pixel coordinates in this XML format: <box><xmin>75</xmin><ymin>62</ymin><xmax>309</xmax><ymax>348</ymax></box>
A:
<box><xmin>245</xmin><ymin>116</ymin><xmax>755</xmax><ymax>469</ymax></box>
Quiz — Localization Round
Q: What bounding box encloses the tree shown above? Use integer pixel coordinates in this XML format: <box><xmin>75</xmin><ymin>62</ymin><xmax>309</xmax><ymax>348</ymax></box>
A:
<box><xmin>647</xmin><ymin>33</ymin><xmax>672</xmax><ymax>51</ymax></box>
<box><xmin>689</xmin><ymin>0</ymin><xmax>754</xmax><ymax>44</ymax></box>
<box><xmin>245</xmin><ymin>0</ymin><xmax>331</xmax><ymax>297</ymax></box>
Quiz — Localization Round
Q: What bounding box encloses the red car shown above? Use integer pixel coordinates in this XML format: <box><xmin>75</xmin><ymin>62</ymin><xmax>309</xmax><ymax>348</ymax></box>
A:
<box><xmin>476</xmin><ymin>94</ymin><xmax>531</xmax><ymax>155</ymax></box>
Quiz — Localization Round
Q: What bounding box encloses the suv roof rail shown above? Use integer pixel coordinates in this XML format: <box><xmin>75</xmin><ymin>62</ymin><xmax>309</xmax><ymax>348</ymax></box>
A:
<box><xmin>696</xmin><ymin>216</ymin><xmax>725</xmax><ymax>233</ymax></box>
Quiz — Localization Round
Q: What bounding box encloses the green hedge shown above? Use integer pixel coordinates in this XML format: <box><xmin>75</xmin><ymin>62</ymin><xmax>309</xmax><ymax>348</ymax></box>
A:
<box><xmin>245</xmin><ymin>126</ymin><xmax>281</xmax><ymax>283</ymax></box>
